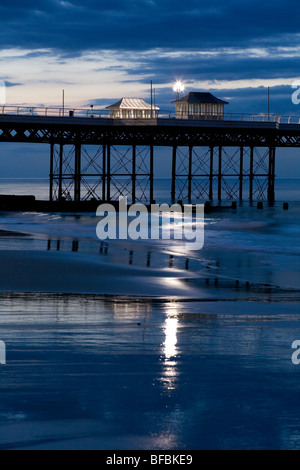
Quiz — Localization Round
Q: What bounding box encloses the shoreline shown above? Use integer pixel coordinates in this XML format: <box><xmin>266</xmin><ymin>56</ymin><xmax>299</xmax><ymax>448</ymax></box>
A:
<box><xmin>0</xmin><ymin>249</ymin><xmax>298</xmax><ymax>302</ymax></box>
<box><xmin>0</xmin><ymin>249</ymin><xmax>200</xmax><ymax>297</ymax></box>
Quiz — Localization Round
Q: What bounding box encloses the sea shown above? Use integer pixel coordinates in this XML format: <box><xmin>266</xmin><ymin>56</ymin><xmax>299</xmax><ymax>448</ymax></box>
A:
<box><xmin>0</xmin><ymin>177</ymin><xmax>299</xmax><ymax>202</ymax></box>
<box><xmin>0</xmin><ymin>178</ymin><xmax>299</xmax><ymax>450</ymax></box>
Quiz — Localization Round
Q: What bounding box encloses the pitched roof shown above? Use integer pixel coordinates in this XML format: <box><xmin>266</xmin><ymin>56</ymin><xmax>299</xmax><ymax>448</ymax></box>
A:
<box><xmin>106</xmin><ymin>98</ymin><xmax>159</xmax><ymax>110</ymax></box>
<box><xmin>171</xmin><ymin>92</ymin><xmax>229</xmax><ymax>105</ymax></box>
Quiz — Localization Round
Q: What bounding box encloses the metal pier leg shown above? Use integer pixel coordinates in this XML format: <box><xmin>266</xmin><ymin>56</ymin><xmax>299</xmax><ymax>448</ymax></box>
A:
<box><xmin>150</xmin><ymin>145</ymin><xmax>154</xmax><ymax>204</ymax></box>
<box><xmin>171</xmin><ymin>146</ymin><xmax>177</xmax><ymax>204</ymax></box>
<box><xmin>268</xmin><ymin>146</ymin><xmax>276</xmax><ymax>202</ymax></box>
<box><xmin>188</xmin><ymin>146</ymin><xmax>193</xmax><ymax>204</ymax></box>
<box><xmin>49</xmin><ymin>143</ymin><xmax>54</xmax><ymax>202</ymax></box>
<box><xmin>272</xmin><ymin>147</ymin><xmax>276</xmax><ymax>201</ymax></box>
<box><xmin>250</xmin><ymin>146</ymin><xmax>254</xmax><ymax>201</ymax></box>
<box><xmin>239</xmin><ymin>146</ymin><xmax>244</xmax><ymax>201</ymax></box>
<box><xmin>74</xmin><ymin>142</ymin><xmax>81</xmax><ymax>202</ymax></box>
<box><xmin>218</xmin><ymin>146</ymin><xmax>222</xmax><ymax>201</ymax></box>
<box><xmin>209</xmin><ymin>146</ymin><xmax>214</xmax><ymax>201</ymax></box>
<box><xmin>102</xmin><ymin>145</ymin><xmax>106</xmax><ymax>202</ymax></box>
<box><xmin>58</xmin><ymin>144</ymin><xmax>64</xmax><ymax>202</ymax></box>
<box><xmin>107</xmin><ymin>145</ymin><xmax>111</xmax><ymax>202</ymax></box>
<box><xmin>132</xmin><ymin>144</ymin><xmax>136</xmax><ymax>204</ymax></box>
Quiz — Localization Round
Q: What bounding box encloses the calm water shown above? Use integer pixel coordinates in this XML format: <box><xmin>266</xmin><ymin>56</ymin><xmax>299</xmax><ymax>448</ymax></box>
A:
<box><xmin>0</xmin><ymin>178</ymin><xmax>299</xmax><ymax>449</ymax></box>
<box><xmin>0</xmin><ymin>178</ymin><xmax>299</xmax><ymax>202</ymax></box>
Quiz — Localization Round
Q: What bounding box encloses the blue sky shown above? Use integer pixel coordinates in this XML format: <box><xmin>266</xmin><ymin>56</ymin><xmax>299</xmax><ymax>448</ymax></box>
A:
<box><xmin>1</xmin><ymin>0</ymin><xmax>300</xmax><ymax>178</ymax></box>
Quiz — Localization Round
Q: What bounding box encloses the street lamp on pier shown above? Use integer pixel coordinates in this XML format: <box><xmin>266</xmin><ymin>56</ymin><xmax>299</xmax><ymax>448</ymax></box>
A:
<box><xmin>173</xmin><ymin>81</ymin><xmax>185</xmax><ymax>101</ymax></box>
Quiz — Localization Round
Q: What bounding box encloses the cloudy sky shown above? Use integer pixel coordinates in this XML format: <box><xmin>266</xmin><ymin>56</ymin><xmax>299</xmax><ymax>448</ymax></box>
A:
<box><xmin>1</xmin><ymin>0</ymin><xmax>300</xmax><ymax>177</ymax></box>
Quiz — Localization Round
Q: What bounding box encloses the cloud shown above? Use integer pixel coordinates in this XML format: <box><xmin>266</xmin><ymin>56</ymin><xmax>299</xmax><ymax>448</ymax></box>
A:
<box><xmin>4</xmin><ymin>81</ymin><xmax>23</xmax><ymax>87</ymax></box>
<box><xmin>0</xmin><ymin>45</ymin><xmax>298</xmax><ymax>116</ymax></box>
<box><xmin>1</xmin><ymin>0</ymin><xmax>300</xmax><ymax>52</ymax></box>
<box><xmin>1</xmin><ymin>0</ymin><xmax>300</xmax><ymax>178</ymax></box>
<box><xmin>0</xmin><ymin>1</ymin><xmax>299</xmax><ymax>117</ymax></box>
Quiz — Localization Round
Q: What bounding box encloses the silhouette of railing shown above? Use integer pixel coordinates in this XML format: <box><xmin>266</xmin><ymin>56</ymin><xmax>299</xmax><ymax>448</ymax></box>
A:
<box><xmin>1</xmin><ymin>105</ymin><xmax>300</xmax><ymax>124</ymax></box>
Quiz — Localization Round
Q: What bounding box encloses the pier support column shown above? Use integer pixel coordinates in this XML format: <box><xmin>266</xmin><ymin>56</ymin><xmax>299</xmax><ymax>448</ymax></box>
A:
<box><xmin>218</xmin><ymin>146</ymin><xmax>222</xmax><ymax>201</ymax></box>
<box><xmin>74</xmin><ymin>142</ymin><xmax>81</xmax><ymax>203</ymax></box>
<box><xmin>58</xmin><ymin>144</ymin><xmax>64</xmax><ymax>202</ymax></box>
<box><xmin>49</xmin><ymin>143</ymin><xmax>54</xmax><ymax>202</ymax></box>
<box><xmin>102</xmin><ymin>145</ymin><xmax>106</xmax><ymax>202</ymax></box>
<box><xmin>268</xmin><ymin>146</ymin><xmax>276</xmax><ymax>202</ymax></box>
<box><xmin>150</xmin><ymin>145</ymin><xmax>154</xmax><ymax>204</ymax></box>
<box><xmin>132</xmin><ymin>145</ymin><xmax>136</xmax><ymax>205</ymax></box>
<box><xmin>188</xmin><ymin>146</ymin><xmax>193</xmax><ymax>204</ymax></box>
<box><xmin>107</xmin><ymin>145</ymin><xmax>111</xmax><ymax>202</ymax></box>
<box><xmin>171</xmin><ymin>146</ymin><xmax>177</xmax><ymax>204</ymax></box>
<box><xmin>209</xmin><ymin>146</ymin><xmax>214</xmax><ymax>201</ymax></box>
<box><xmin>239</xmin><ymin>146</ymin><xmax>244</xmax><ymax>201</ymax></box>
<box><xmin>249</xmin><ymin>146</ymin><xmax>254</xmax><ymax>201</ymax></box>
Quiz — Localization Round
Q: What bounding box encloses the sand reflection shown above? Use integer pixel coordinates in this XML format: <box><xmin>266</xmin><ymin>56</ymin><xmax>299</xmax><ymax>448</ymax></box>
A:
<box><xmin>164</xmin><ymin>317</ymin><xmax>178</xmax><ymax>359</ymax></box>
<box><xmin>161</xmin><ymin>303</ymin><xmax>180</xmax><ymax>391</ymax></box>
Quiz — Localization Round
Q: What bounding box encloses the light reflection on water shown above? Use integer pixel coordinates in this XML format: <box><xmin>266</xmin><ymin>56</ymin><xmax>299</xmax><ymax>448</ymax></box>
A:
<box><xmin>162</xmin><ymin>302</ymin><xmax>180</xmax><ymax>392</ymax></box>
<box><xmin>164</xmin><ymin>317</ymin><xmax>178</xmax><ymax>360</ymax></box>
<box><xmin>0</xmin><ymin>294</ymin><xmax>300</xmax><ymax>449</ymax></box>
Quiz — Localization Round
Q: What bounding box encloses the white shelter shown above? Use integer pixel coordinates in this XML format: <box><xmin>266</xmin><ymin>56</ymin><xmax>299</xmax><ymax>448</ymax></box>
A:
<box><xmin>106</xmin><ymin>98</ymin><xmax>159</xmax><ymax>119</ymax></box>
<box><xmin>172</xmin><ymin>92</ymin><xmax>229</xmax><ymax>120</ymax></box>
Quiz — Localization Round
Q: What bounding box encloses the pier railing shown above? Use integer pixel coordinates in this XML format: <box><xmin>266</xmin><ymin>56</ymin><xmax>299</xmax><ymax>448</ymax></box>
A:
<box><xmin>1</xmin><ymin>105</ymin><xmax>300</xmax><ymax>124</ymax></box>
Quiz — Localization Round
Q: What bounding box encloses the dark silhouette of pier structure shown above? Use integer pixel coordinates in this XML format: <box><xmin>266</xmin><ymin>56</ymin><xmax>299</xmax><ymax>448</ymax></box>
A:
<box><xmin>0</xmin><ymin>109</ymin><xmax>299</xmax><ymax>206</ymax></box>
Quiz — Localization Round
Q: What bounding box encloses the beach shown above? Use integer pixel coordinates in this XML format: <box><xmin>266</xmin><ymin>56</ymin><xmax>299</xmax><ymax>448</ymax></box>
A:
<box><xmin>1</xmin><ymin>0</ymin><xmax>300</xmax><ymax>452</ymax></box>
<box><xmin>0</xmin><ymin>180</ymin><xmax>299</xmax><ymax>449</ymax></box>
<box><xmin>0</xmin><ymin>294</ymin><xmax>300</xmax><ymax>450</ymax></box>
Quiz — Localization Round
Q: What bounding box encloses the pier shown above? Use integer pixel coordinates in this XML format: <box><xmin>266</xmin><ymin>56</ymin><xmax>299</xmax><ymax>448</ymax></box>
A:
<box><xmin>0</xmin><ymin>107</ymin><xmax>300</xmax><ymax>206</ymax></box>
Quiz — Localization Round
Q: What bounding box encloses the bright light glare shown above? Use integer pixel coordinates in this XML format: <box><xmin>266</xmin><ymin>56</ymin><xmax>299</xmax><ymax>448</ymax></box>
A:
<box><xmin>164</xmin><ymin>317</ymin><xmax>178</xmax><ymax>359</ymax></box>
<box><xmin>173</xmin><ymin>81</ymin><xmax>185</xmax><ymax>94</ymax></box>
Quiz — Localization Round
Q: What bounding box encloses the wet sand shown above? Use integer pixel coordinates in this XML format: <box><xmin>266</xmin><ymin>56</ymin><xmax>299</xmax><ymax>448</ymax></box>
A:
<box><xmin>0</xmin><ymin>250</ymin><xmax>199</xmax><ymax>297</ymax></box>
<box><xmin>0</xmin><ymin>294</ymin><xmax>300</xmax><ymax>450</ymax></box>
<box><xmin>0</xmin><ymin>204</ymin><xmax>298</xmax><ymax>449</ymax></box>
